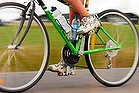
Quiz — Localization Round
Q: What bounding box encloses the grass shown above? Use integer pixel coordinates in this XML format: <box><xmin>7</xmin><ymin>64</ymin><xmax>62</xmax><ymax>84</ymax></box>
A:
<box><xmin>0</xmin><ymin>22</ymin><xmax>138</xmax><ymax>72</ymax></box>
<box><xmin>45</xmin><ymin>22</ymin><xmax>139</xmax><ymax>68</ymax></box>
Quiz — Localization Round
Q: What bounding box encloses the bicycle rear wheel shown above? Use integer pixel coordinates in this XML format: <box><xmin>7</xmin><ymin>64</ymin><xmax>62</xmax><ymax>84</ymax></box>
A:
<box><xmin>85</xmin><ymin>9</ymin><xmax>139</xmax><ymax>86</ymax></box>
<box><xmin>0</xmin><ymin>2</ymin><xmax>49</xmax><ymax>92</ymax></box>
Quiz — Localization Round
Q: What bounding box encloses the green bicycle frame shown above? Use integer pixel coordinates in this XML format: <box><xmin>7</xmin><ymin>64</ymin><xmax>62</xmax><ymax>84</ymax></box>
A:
<box><xmin>39</xmin><ymin>2</ymin><xmax>121</xmax><ymax>56</ymax></box>
<box><xmin>83</xmin><ymin>26</ymin><xmax>121</xmax><ymax>55</ymax></box>
<box><xmin>44</xmin><ymin>8</ymin><xmax>78</xmax><ymax>55</ymax></box>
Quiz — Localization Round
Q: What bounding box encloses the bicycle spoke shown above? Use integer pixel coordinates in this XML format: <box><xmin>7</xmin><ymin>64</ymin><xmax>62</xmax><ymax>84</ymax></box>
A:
<box><xmin>85</xmin><ymin>9</ymin><xmax>139</xmax><ymax>86</ymax></box>
<box><xmin>0</xmin><ymin>2</ymin><xmax>49</xmax><ymax>92</ymax></box>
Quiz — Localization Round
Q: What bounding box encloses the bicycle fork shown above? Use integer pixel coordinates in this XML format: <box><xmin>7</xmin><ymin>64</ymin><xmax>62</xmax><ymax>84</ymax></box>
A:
<box><xmin>10</xmin><ymin>1</ymin><xmax>35</xmax><ymax>50</ymax></box>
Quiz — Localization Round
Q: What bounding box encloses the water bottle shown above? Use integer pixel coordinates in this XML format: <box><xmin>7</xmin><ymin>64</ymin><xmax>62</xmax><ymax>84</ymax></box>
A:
<box><xmin>70</xmin><ymin>14</ymin><xmax>80</xmax><ymax>41</ymax></box>
<box><xmin>51</xmin><ymin>6</ymin><xmax>72</xmax><ymax>33</ymax></box>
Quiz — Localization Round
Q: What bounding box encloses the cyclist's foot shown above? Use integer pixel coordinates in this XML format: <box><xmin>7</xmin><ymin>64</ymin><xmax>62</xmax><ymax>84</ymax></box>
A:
<box><xmin>77</xmin><ymin>15</ymin><xmax>100</xmax><ymax>34</ymax></box>
<box><xmin>48</xmin><ymin>60</ymin><xmax>76</xmax><ymax>76</ymax></box>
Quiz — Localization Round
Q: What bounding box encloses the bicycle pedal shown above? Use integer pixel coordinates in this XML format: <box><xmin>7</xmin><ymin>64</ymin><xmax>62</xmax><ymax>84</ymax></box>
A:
<box><xmin>57</xmin><ymin>65</ymin><xmax>76</xmax><ymax>76</ymax></box>
<box><xmin>57</xmin><ymin>71</ymin><xmax>76</xmax><ymax>76</ymax></box>
<box><xmin>57</xmin><ymin>72</ymin><xmax>64</xmax><ymax>76</ymax></box>
<box><xmin>57</xmin><ymin>72</ymin><xmax>68</xmax><ymax>76</ymax></box>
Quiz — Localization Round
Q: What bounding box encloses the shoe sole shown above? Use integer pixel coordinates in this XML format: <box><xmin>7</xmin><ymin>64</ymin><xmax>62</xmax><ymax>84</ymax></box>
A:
<box><xmin>48</xmin><ymin>67</ymin><xmax>60</xmax><ymax>72</ymax></box>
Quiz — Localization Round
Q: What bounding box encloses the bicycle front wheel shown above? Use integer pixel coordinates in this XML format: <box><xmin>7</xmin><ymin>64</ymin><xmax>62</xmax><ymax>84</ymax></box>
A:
<box><xmin>0</xmin><ymin>2</ymin><xmax>49</xmax><ymax>92</ymax></box>
<box><xmin>85</xmin><ymin>9</ymin><xmax>139</xmax><ymax>86</ymax></box>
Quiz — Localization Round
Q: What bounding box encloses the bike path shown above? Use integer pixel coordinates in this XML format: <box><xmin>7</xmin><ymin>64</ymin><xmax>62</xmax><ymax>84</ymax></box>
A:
<box><xmin>26</xmin><ymin>69</ymin><xmax>139</xmax><ymax>93</ymax></box>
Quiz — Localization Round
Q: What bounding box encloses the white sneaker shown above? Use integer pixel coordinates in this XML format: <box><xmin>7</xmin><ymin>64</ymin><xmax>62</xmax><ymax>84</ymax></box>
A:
<box><xmin>48</xmin><ymin>60</ymin><xmax>76</xmax><ymax>75</ymax></box>
<box><xmin>48</xmin><ymin>60</ymin><xmax>66</xmax><ymax>72</ymax></box>
<box><xmin>77</xmin><ymin>15</ymin><xmax>100</xmax><ymax>34</ymax></box>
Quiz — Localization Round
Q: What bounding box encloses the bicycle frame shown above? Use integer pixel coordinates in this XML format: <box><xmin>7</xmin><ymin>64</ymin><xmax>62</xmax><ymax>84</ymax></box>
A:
<box><xmin>36</xmin><ymin>0</ymin><xmax>121</xmax><ymax>56</ymax></box>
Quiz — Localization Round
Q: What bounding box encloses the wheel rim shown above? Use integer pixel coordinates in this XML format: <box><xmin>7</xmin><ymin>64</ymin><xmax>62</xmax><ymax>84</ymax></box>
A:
<box><xmin>0</xmin><ymin>4</ymin><xmax>49</xmax><ymax>91</ymax></box>
<box><xmin>87</xmin><ymin>10</ymin><xmax>139</xmax><ymax>85</ymax></box>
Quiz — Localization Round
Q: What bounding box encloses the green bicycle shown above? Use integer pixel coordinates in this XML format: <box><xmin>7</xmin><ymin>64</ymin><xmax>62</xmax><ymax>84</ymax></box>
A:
<box><xmin>0</xmin><ymin>0</ymin><xmax>138</xmax><ymax>92</ymax></box>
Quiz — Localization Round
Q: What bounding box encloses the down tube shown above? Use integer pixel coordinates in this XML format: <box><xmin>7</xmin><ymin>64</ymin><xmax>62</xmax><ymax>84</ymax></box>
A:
<box><xmin>44</xmin><ymin>9</ymin><xmax>78</xmax><ymax>55</ymax></box>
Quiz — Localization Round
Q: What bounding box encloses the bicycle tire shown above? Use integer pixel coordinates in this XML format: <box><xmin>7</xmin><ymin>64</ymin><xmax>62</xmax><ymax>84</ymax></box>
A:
<box><xmin>0</xmin><ymin>2</ymin><xmax>49</xmax><ymax>92</ymax></box>
<box><xmin>85</xmin><ymin>9</ymin><xmax>139</xmax><ymax>86</ymax></box>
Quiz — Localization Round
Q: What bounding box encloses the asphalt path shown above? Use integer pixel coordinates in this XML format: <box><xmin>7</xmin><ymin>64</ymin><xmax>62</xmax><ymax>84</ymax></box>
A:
<box><xmin>25</xmin><ymin>69</ymin><xmax>139</xmax><ymax>93</ymax></box>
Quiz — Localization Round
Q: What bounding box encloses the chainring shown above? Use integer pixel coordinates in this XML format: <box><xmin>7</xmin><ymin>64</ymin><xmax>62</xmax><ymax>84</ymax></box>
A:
<box><xmin>62</xmin><ymin>44</ymin><xmax>80</xmax><ymax>66</ymax></box>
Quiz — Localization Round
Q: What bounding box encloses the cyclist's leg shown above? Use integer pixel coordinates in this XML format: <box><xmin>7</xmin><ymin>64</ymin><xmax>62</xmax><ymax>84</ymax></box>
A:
<box><xmin>65</xmin><ymin>0</ymin><xmax>89</xmax><ymax>17</ymax></box>
<box><xmin>48</xmin><ymin>0</ymin><xmax>85</xmax><ymax>76</ymax></box>
<box><xmin>48</xmin><ymin>0</ymin><xmax>100</xmax><ymax>75</ymax></box>
<box><xmin>69</xmin><ymin>0</ymin><xmax>84</xmax><ymax>23</ymax></box>
<box><xmin>65</xmin><ymin>0</ymin><xmax>100</xmax><ymax>34</ymax></box>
